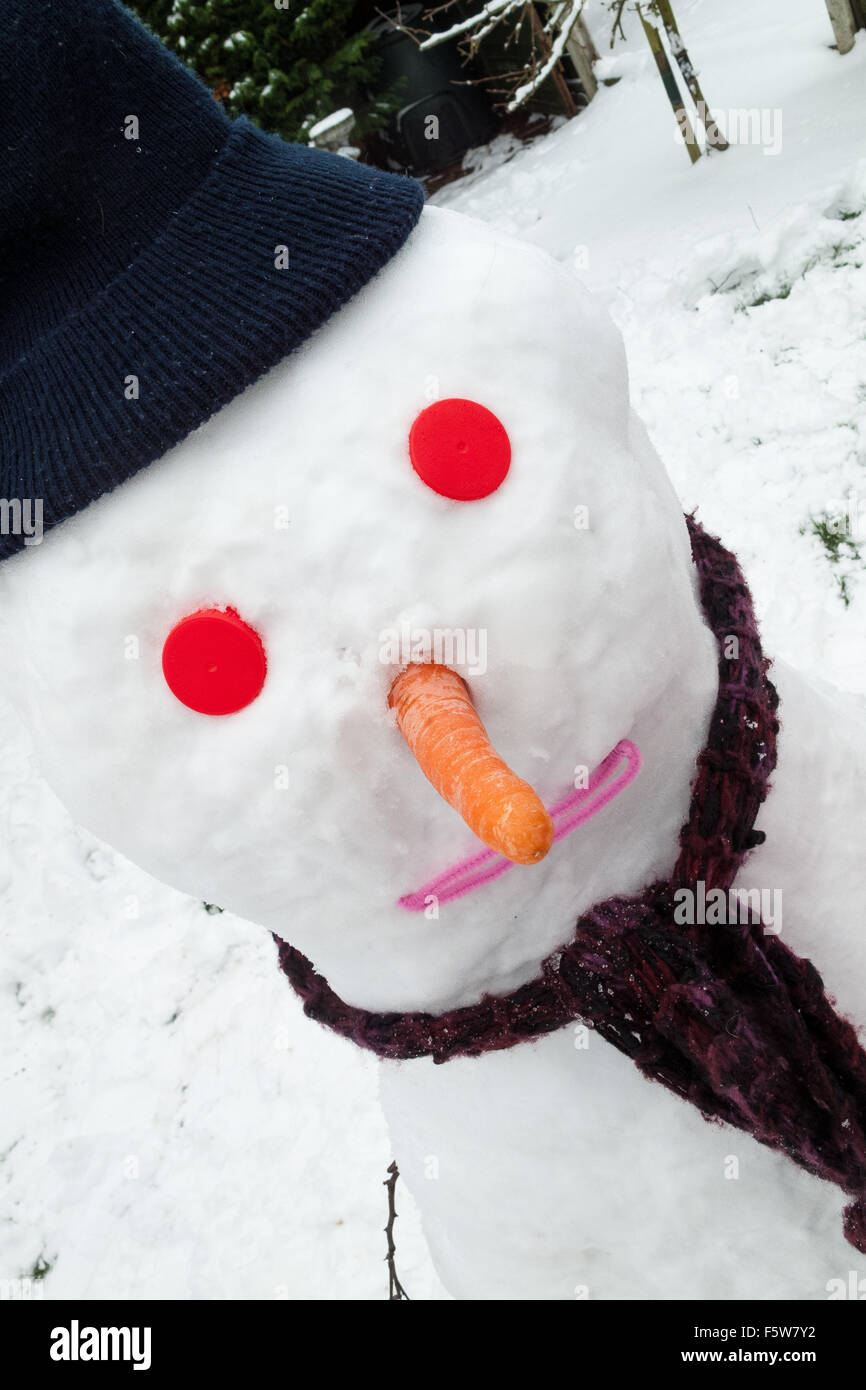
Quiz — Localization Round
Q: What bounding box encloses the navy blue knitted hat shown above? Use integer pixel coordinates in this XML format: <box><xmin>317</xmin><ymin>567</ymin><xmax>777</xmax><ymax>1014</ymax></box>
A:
<box><xmin>0</xmin><ymin>0</ymin><xmax>424</xmax><ymax>561</ymax></box>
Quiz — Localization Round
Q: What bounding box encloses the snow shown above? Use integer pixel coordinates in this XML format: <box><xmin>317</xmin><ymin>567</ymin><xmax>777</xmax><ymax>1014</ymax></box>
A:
<box><xmin>307</xmin><ymin>107</ymin><xmax>354</xmax><ymax>140</ymax></box>
<box><xmin>3</xmin><ymin>0</ymin><xmax>866</xmax><ymax>1301</ymax></box>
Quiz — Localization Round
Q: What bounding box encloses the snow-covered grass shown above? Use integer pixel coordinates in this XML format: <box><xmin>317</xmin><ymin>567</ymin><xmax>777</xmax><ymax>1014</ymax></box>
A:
<box><xmin>3</xmin><ymin>0</ymin><xmax>866</xmax><ymax>1301</ymax></box>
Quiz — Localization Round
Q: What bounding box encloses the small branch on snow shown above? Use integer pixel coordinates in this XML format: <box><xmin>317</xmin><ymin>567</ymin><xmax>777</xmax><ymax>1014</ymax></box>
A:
<box><xmin>384</xmin><ymin>1161</ymin><xmax>410</xmax><ymax>1300</ymax></box>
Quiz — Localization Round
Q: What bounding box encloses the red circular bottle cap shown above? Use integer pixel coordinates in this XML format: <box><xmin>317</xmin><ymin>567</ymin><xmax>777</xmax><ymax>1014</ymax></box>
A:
<box><xmin>162</xmin><ymin>608</ymin><xmax>267</xmax><ymax>715</ymax></box>
<box><xmin>409</xmin><ymin>398</ymin><xmax>511</xmax><ymax>501</ymax></box>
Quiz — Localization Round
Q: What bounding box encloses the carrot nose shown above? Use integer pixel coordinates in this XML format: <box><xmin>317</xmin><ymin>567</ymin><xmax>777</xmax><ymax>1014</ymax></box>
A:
<box><xmin>388</xmin><ymin>663</ymin><xmax>555</xmax><ymax>866</ymax></box>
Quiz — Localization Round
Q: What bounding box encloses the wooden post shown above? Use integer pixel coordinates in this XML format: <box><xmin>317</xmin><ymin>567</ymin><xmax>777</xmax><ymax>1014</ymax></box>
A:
<box><xmin>637</xmin><ymin>4</ymin><xmax>700</xmax><ymax>164</ymax></box>
<box><xmin>528</xmin><ymin>3</ymin><xmax>578</xmax><ymax>119</ymax></box>
<box><xmin>825</xmin><ymin>0</ymin><xmax>858</xmax><ymax>52</ymax></box>
<box><xmin>653</xmin><ymin>0</ymin><xmax>728</xmax><ymax>150</ymax></box>
<box><xmin>564</xmin><ymin>16</ymin><xmax>598</xmax><ymax>102</ymax></box>
<box><xmin>576</xmin><ymin>13</ymin><xmax>600</xmax><ymax>63</ymax></box>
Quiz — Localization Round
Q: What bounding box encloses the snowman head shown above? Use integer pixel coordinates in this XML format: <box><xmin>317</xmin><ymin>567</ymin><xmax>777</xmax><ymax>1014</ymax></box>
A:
<box><xmin>0</xmin><ymin>206</ymin><xmax>715</xmax><ymax>1013</ymax></box>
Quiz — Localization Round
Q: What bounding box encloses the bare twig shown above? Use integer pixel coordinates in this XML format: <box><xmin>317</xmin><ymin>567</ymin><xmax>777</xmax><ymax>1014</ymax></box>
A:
<box><xmin>403</xmin><ymin>0</ymin><xmax>588</xmax><ymax>114</ymax></box>
<box><xmin>384</xmin><ymin>1161</ymin><xmax>410</xmax><ymax>1300</ymax></box>
<box><xmin>514</xmin><ymin>0</ymin><xmax>580</xmax><ymax>113</ymax></box>
<box><xmin>608</xmin><ymin>0</ymin><xmax>629</xmax><ymax>46</ymax></box>
<box><xmin>419</xmin><ymin>0</ymin><xmax>520</xmax><ymax>51</ymax></box>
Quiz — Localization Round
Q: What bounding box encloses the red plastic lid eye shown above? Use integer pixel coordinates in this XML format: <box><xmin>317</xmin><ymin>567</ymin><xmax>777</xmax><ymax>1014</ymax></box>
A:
<box><xmin>409</xmin><ymin>398</ymin><xmax>511</xmax><ymax>501</ymax></box>
<box><xmin>162</xmin><ymin>608</ymin><xmax>266</xmax><ymax>715</ymax></box>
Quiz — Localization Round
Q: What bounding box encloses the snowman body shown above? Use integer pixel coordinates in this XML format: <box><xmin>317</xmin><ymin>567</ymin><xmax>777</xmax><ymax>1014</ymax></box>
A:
<box><xmin>1</xmin><ymin>207</ymin><xmax>865</xmax><ymax>1298</ymax></box>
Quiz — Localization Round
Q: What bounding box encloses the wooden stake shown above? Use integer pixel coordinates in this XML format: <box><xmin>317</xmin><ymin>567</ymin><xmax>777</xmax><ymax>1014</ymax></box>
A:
<box><xmin>576</xmin><ymin>12</ymin><xmax>600</xmax><ymax>63</ymax></box>
<box><xmin>653</xmin><ymin>0</ymin><xmax>728</xmax><ymax>149</ymax></box>
<box><xmin>825</xmin><ymin>0</ymin><xmax>858</xmax><ymax>53</ymax></box>
<box><xmin>564</xmin><ymin>8</ymin><xmax>598</xmax><ymax>102</ymax></box>
<box><xmin>637</xmin><ymin>4</ymin><xmax>700</xmax><ymax>164</ymax></box>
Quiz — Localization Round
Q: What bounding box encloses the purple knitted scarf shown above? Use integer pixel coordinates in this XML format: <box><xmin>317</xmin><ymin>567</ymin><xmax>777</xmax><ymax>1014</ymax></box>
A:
<box><xmin>277</xmin><ymin>517</ymin><xmax>866</xmax><ymax>1253</ymax></box>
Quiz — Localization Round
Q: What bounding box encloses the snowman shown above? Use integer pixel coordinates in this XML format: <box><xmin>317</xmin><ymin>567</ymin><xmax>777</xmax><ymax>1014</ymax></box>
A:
<box><xmin>3</xmin><ymin>0</ymin><xmax>866</xmax><ymax>1301</ymax></box>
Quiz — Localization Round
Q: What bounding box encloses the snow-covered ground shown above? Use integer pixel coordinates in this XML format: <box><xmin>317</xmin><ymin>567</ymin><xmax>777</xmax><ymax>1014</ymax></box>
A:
<box><xmin>3</xmin><ymin>0</ymin><xmax>866</xmax><ymax>1301</ymax></box>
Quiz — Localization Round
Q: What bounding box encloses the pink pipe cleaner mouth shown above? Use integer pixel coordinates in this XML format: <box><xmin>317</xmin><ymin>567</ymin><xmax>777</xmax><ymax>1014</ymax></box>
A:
<box><xmin>397</xmin><ymin>738</ymin><xmax>642</xmax><ymax>912</ymax></box>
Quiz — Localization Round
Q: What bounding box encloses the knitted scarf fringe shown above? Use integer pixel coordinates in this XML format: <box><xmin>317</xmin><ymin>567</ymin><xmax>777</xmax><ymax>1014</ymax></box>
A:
<box><xmin>276</xmin><ymin>517</ymin><xmax>866</xmax><ymax>1254</ymax></box>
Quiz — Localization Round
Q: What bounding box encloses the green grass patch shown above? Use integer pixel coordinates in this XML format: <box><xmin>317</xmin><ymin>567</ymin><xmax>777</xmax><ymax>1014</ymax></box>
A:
<box><xmin>801</xmin><ymin>512</ymin><xmax>864</xmax><ymax>607</ymax></box>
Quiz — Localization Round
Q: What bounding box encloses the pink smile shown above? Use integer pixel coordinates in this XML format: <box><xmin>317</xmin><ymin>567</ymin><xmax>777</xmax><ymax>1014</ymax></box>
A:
<box><xmin>398</xmin><ymin>739</ymin><xmax>642</xmax><ymax>912</ymax></box>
